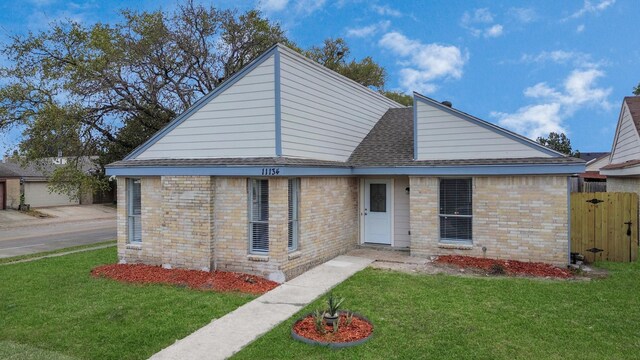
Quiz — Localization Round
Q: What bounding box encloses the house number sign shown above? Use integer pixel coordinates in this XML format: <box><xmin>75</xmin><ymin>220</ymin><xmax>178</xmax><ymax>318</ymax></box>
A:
<box><xmin>261</xmin><ymin>168</ymin><xmax>281</xmax><ymax>176</ymax></box>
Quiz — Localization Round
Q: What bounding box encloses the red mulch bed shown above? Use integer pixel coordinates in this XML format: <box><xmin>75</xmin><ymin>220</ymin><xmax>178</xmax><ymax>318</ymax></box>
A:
<box><xmin>91</xmin><ymin>264</ymin><xmax>279</xmax><ymax>294</ymax></box>
<box><xmin>435</xmin><ymin>255</ymin><xmax>573</xmax><ymax>279</ymax></box>
<box><xmin>293</xmin><ymin>313</ymin><xmax>373</xmax><ymax>343</ymax></box>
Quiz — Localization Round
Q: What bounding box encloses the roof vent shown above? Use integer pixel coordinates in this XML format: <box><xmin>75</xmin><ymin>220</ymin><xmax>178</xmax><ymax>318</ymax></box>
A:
<box><xmin>441</xmin><ymin>100</ymin><xmax>452</xmax><ymax>108</ymax></box>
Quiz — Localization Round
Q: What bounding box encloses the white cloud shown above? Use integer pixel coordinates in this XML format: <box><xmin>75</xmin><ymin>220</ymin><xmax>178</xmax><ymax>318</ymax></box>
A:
<box><xmin>577</xmin><ymin>24</ymin><xmax>586</xmax><ymax>32</ymax></box>
<box><xmin>509</xmin><ymin>7</ymin><xmax>537</xmax><ymax>23</ymax></box>
<box><xmin>492</xmin><ymin>68</ymin><xmax>612</xmax><ymax>139</ymax></box>
<box><xmin>259</xmin><ymin>0</ymin><xmax>289</xmax><ymax>12</ymax></box>
<box><xmin>372</xmin><ymin>4</ymin><xmax>402</xmax><ymax>17</ymax></box>
<box><xmin>294</xmin><ymin>0</ymin><xmax>327</xmax><ymax>15</ymax></box>
<box><xmin>521</xmin><ymin>50</ymin><xmax>601</xmax><ymax>68</ymax></box>
<box><xmin>379</xmin><ymin>31</ymin><xmax>467</xmax><ymax>94</ymax></box>
<box><xmin>345</xmin><ymin>20</ymin><xmax>390</xmax><ymax>38</ymax></box>
<box><xmin>485</xmin><ymin>24</ymin><xmax>503</xmax><ymax>38</ymax></box>
<box><xmin>565</xmin><ymin>0</ymin><xmax>615</xmax><ymax>20</ymax></box>
<box><xmin>260</xmin><ymin>0</ymin><xmax>326</xmax><ymax>15</ymax></box>
<box><xmin>461</xmin><ymin>8</ymin><xmax>503</xmax><ymax>38</ymax></box>
<box><xmin>461</xmin><ymin>8</ymin><xmax>494</xmax><ymax>24</ymax></box>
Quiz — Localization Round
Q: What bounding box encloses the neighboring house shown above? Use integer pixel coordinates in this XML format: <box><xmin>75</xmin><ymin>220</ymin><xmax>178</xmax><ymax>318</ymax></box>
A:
<box><xmin>0</xmin><ymin>157</ymin><xmax>113</xmax><ymax>209</ymax></box>
<box><xmin>571</xmin><ymin>152</ymin><xmax>609</xmax><ymax>192</ymax></box>
<box><xmin>106</xmin><ymin>44</ymin><xmax>584</xmax><ymax>282</ymax></box>
<box><xmin>0</xmin><ymin>160</ymin><xmax>78</xmax><ymax>209</ymax></box>
<box><xmin>601</xmin><ymin>97</ymin><xmax>640</xmax><ymax>193</ymax></box>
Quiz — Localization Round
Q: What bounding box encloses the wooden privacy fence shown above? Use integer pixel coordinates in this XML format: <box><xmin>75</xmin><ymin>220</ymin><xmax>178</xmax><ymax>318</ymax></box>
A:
<box><xmin>571</xmin><ymin>192</ymin><xmax>638</xmax><ymax>263</ymax></box>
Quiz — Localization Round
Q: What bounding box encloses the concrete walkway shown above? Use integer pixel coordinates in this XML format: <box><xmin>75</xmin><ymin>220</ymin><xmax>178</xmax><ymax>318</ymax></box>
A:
<box><xmin>150</xmin><ymin>255</ymin><xmax>373</xmax><ymax>360</ymax></box>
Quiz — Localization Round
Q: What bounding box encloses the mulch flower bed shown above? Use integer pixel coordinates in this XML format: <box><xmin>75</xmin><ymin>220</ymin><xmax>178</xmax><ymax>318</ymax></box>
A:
<box><xmin>91</xmin><ymin>264</ymin><xmax>279</xmax><ymax>294</ymax></box>
<box><xmin>435</xmin><ymin>255</ymin><xmax>573</xmax><ymax>279</ymax></box>
<box><xmin>292</xmin><ymin>313</ymin><xmax>373</xmax><ymax>343</ymax></box>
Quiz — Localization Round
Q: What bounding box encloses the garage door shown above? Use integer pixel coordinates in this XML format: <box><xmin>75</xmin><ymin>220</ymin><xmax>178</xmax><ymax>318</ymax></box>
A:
<box><xmin>24</xmin><ymin>182</ymin><xmax>79</xmax><ymax>207</ymax></box>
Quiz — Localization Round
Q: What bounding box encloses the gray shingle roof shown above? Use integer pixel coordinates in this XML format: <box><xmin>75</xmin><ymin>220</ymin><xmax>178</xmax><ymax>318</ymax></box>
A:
<box><xmin>0</xmin><ymin>162</ymin><xmax>47</xmax><ymax>178</ymax></box>
<box><xmin>579</xmin><ymin>152</ymin><xmax>609</xmax><ymax>162</ymax></box>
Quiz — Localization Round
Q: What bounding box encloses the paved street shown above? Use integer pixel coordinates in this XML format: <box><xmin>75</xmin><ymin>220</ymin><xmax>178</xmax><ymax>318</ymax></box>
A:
<box><xmin>0</xmin><ymin>219</ymin><xmax>116</xmax><ymax>258</ymax></box>
<box><xmin>0</xmin><ymin>205</ymin><xmax>117</xmax><ymax>258</ymax></box>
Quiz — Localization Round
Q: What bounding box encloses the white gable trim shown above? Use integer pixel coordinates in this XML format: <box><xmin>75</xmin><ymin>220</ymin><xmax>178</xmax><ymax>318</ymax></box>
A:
<box><xmin>413</xmin><ymin>93</ymin><xmax>563</xmax><ymax>159</ymax></box>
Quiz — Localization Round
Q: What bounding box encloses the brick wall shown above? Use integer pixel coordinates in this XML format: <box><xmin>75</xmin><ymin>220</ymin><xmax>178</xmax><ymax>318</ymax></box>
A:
<box><xmin>116</xmin><ymin>176</ymin><xmax>359</xmax><ymax>281</ymax></box>
<box><xmin>212</xmin><ymin>178</ymin><xmax>281</xmax><ymax>279</ymax></box>
<box><xmin>281</xmin><ymin>177</ymin><xmax>359</xmax><ymax>279</ymax></box>
<box><xmin>117</xmin><ymin>176</ymin><xmax>213</xmax><ymax>270</ymax></box>
<box><xmin>409</xmin><ymin>175</ymin><xmax>569</xmax><ymax>265</ymax></box>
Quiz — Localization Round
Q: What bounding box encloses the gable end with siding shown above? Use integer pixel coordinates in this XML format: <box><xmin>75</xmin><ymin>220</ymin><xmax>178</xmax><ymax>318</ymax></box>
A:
<box><xmin>413</xmin><ymin>93</ymin><xmax>562</xmax><ymax>161</ymax></box>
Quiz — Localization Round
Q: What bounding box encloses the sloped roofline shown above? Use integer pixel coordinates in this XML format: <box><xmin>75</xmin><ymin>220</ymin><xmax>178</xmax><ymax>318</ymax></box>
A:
<box><xmin>608</xmin><ymin>97</ymin><xmax>640</xmax><ymax>163</ymax></box>
<box><xmin>123</xmin><ymin>43</ymin><xmax>404</xmax><ymax>161</ymax></box>
<box><xmin>124</xmin><ymin>44</ymin><xmax>281</xmax><ymax>160</ymax></box>
<box><xmin>585</xmin><ymin>152</ymin><xmax>610</xmax><ymax>166</ymax></box>
<box><xmin>413</xmin><ymin>92</ymin><xmax>565</xmax><ymax>158</ymax></box>
<box><xmin>276</xmin><ymin>45</ymin><xmax>403</xmax><ymax>108</ymax></box>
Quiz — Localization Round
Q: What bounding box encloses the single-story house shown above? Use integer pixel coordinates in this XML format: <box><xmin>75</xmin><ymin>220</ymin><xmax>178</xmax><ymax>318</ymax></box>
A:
<box><xmin>0</xmin><ymin>156</ymin><xmax>114</xmax><ymax>209</ymax></box>
<box><xmin>0</xmin><ymin>160</ymin><xmax>80</xmax><ymax>209</ymax></box>
<box><xmin>601</xmin><ymin>96</ymin><xmax>640</xmax><ymax>194</ymax></box>
<box><xmin>106</xmin><ymin>44</ymin><xmax>585</xmax><ymax>282</ymax></box>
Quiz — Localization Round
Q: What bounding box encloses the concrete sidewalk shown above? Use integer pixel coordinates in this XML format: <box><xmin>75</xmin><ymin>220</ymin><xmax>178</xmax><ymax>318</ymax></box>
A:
<box><xmin>150</xmin><ymin>255</ymin><xmax>373</xmax><ymax>360</ymax></box>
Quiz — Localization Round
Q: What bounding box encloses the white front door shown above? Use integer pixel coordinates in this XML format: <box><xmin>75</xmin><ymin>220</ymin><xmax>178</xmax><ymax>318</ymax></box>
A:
<box><xmin>364</xmin><ymin>179</ymin><xmax>392</xmax><ymax>245</ymax></box>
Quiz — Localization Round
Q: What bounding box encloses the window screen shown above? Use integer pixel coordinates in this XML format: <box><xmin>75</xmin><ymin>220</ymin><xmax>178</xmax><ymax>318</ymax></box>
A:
<box><xmin>439</xmin><ymin>179</ymin><xmax>472</xmax><ymax>242</ymax></box>
<box><xmin>249</xmin><ymin>179</ymin><xmax>269</xmax><ymax>253</ymax></box>
<box><xmin>127</xmin><ymin>178</ymin><xmax>142</xmax><ymax>243</ymax></box>
<box><xmin>288</xmin><ymin>178</ymin><xmax>300</xmax><ymax>251</ymax></box>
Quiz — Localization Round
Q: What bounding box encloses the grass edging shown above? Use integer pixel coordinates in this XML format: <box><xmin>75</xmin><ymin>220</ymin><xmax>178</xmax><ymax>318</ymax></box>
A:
<box><xmin>0</xmin><ymin>240</ymin><xmax>116</xmax><ymax>265</ymax></box>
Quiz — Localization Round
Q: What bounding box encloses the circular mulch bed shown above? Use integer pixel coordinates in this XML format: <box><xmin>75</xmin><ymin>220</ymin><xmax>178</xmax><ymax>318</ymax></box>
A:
<box><xmin>91</xmin><ymin>264</ymin><xmax>279</xmax><ymax>294</ymax></box>
<box><xmin>435</xmin><ymin>255</ymin><xmax>572</xmax><ymax>279</ymax></box>
<box><xmin>291</xmin><ymin>311</ymin><xmax>373</xmax><ymax>348</ymax></box>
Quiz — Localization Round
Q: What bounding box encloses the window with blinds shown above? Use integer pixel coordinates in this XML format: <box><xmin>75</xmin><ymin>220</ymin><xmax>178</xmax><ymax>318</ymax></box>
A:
<box><xmin>127</xmin><ymin>178</ymin><xmax>142</xmax><ymax>243</ymax></box>
<box><xmin>439</xmin><ymin>178</ymin><xmax>472</xmax><ymax>243</ymax></box>
<box><xmin>288</xmin><ymin>178</ymin><xmax>300</xmax><ymax>252</ymax></box>
<box><xmin>249</xmin><ymin>179</ymin><xmax>269</xmax><ymax>253</ymax></box>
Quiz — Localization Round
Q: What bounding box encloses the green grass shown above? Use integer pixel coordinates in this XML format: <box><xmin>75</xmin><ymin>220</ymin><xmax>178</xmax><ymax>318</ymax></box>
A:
<box><xmin>0</xmin><ymin>240</ymin><xmax>117</xmax><ymax>264</ymax></box>
<box><xmin>0</xmin><ymin>247</ymin><xmax>255</xmax><ymax>360</ymax></box>
<box><xmin>234</xmin><ymin>263</ymin><xmax>640</xmax><ymax>360</ymax></box>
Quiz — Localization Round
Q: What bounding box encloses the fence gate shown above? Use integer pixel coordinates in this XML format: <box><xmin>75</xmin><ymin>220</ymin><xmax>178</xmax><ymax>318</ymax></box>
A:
<box><xmin>571</xmin><ymin>192</ymin><xmax>638</xmax><ymax>262</ymax></box>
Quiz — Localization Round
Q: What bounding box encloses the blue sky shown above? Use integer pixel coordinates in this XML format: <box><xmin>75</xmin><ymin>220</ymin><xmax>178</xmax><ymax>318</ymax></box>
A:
<box><xmin>0</xmin><ymin>0</ymin><xmax>637</xmax><ymax>155</ymax></box>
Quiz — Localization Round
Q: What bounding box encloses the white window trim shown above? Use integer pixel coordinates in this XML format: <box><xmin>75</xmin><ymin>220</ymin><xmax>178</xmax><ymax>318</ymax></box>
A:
<box><xmin>127</xmin><ymin>178</ymin><xmax>142</xmax><ymax>244</ymax></box>
<box><xmin>438</xmin><ymin>178</ymin><xmax>473</xmax><ymax>245</ymax></box>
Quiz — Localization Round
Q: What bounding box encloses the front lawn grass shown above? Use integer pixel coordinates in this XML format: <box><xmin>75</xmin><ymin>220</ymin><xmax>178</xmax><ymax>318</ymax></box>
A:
<box><xmin>0</xmin><ymin>247</ymin><xmax>255</xmax><ymax>360</ymax></box>
<box><xmin>234</xmin><ymin>262</ymin><xmax>640</xmax><ymax>359</ymax></box>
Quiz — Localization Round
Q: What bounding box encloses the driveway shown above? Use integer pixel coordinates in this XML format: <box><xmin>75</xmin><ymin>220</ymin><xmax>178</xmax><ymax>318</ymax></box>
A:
<box><xmin>0</xmin><ymin>204</ymin><xmax>116</xmax><ymax>258</ymax></box>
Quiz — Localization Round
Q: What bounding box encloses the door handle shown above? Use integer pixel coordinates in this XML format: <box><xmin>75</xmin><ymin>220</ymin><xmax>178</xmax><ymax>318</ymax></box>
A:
<box><xmin>364</xmin><ymin>209</ymin><xmax>368</xmax><ymax>215</ymax></box>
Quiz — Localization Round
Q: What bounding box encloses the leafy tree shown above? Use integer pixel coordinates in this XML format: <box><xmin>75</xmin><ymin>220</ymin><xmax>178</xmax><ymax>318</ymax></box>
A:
<box><xmin>536</xmin><ymin>132</ymin><xmax>580</xmax><ymax>157</ymax></box>
<box><xmin>634</xmin><ymin>83</ymin><xmax>640</xmax><ymax>96</ymax></box>
<box><xmin>0</xmin><ymin>2</ymin><xmax>392</xmax><ymax>198</ymax></box>
<box><xmin>305</xmin><ymin>38</ymin><xmax>385</xmax><ymax>90</ymax></box>
<box><xmin>380</xmin><ymin>91</ymin><xmax>413</xmax><ymax>106</ymax></box>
